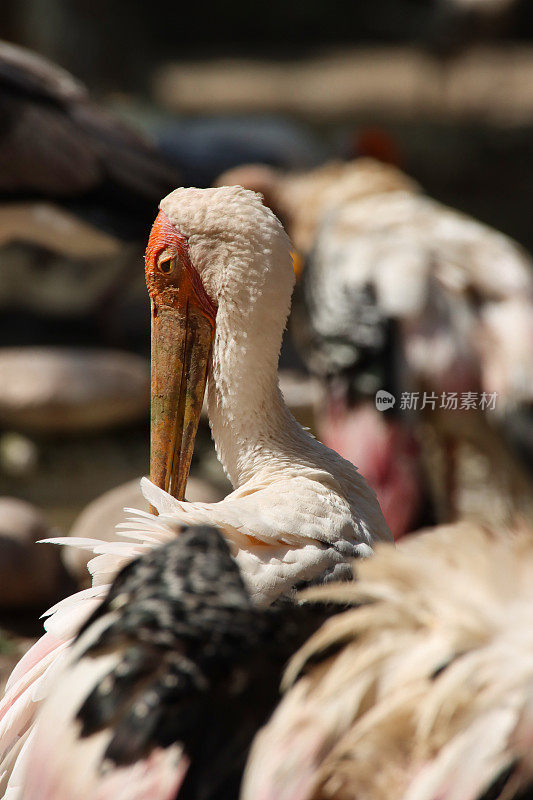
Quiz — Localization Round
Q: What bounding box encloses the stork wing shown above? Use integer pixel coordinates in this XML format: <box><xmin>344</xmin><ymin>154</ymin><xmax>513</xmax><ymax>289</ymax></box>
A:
<box><xmin>21</xmin><ymin>528</ymin><xmax>319</xmax><ymax>800</ymax></box>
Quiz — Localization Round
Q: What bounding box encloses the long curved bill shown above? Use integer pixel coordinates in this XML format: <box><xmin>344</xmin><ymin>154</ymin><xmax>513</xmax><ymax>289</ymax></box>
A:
<box><xmin>150</xmin><ymin>299</ymin><xmax>214</xmax><ymax>501</ymax></box>
<box><xmin>146</xmin><ymin>210</ymin><xmax>217</xmax><ymax>505</ymax></box>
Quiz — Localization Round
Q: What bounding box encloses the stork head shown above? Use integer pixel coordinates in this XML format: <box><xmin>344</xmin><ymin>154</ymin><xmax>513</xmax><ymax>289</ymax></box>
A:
<box><xmin>145</xmin><ymin>186</ymin><xmax>294</xmax><ymax>502</ymax></box>
<box><xmin>151</xmin><ymin>185</ymin><xmax>293</xmax><ymax>306</ymax></box>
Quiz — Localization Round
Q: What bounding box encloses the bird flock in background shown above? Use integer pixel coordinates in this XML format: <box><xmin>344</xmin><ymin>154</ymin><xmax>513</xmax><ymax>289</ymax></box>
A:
<box><xmin>0</xmin><ymin>37</ymin><xmax>531</xmax><ymax>800</ymax></box>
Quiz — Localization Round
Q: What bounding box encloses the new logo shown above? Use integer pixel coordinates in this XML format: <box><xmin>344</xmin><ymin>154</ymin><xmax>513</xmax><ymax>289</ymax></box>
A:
<box><xmin>375</xmin><ymin>390</ymin><xmax>396</xmax><ymax>411</ymax></box>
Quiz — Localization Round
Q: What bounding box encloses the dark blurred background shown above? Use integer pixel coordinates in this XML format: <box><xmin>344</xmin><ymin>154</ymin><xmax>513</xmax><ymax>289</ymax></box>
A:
<box><xmin>3</xmin><ymin>0</ymin><xmax>533</xmax><ymax>245</ymax></box>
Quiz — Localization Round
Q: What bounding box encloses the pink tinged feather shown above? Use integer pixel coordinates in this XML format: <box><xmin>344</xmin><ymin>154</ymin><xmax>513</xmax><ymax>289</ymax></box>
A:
<box><xmin>42</xmin><ymin>585</ymin><xmax>109</xmax><ymax>619</ymax></box>
<box><xmin>4</xmin><ymin>633</ymin><xmax>62</xmax><ymax>695</ymax></box>
<box><xmin>2</xmin><ymin>727</ymin><xmax>34</xmax><ymax>798</ymax></box>
<box><xmin>242</xmin><ymin>724</ymin><xmax>327</xmax><ymax>800</ymax></box>
<box><xmin>0</xmin><ymin>586</ymin><xmax>107</xmax><ymax>797</ymax></box>
<box><xmin>0</xmin><ymin>500</ymin><xmax>180</xmax><ymax>796</ymax></box>
<box><xmin>92</xmin><ymin>749</ymin><xmax>189</xmax><ymax>800</ymax></box>
<box><xmin>22</xmin><ymin>745</ymin><xmax>188</xmax><ymax>800</ymax></box>
<box><xmin>0</xmin><ymin>641</ymin><xmax>70</xmax><ymax>794</ymax></box>
<box><xmin>404</xmin><ymin>706</ymin><xmax>520</xmax><ymax>800</ymax></box>
<box><xmin>21</xmin><ymin>651</ymin><xmax>190</xmax><ymax>800</ymax></box>
<box><xmin>0</xmin><ymin>642</ymin><xmax>68</xmax><ymax>741</ymax></box>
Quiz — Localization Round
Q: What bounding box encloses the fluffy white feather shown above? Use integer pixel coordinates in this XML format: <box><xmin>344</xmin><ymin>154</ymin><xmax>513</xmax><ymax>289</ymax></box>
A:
<box><xmin>242</xmin><ymin>522</ymin><xmax>533</xmax><ymax>800</ymax></box>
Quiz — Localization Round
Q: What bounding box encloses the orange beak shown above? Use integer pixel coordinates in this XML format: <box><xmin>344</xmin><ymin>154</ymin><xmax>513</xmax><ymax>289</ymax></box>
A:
<box><xmin>145</xmin><ymin>210</ymin><xmax>217</xmax><ymax>504</ymax></box>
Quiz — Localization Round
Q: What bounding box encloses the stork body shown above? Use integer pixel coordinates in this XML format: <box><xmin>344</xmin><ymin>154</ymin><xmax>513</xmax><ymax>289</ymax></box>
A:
<box><xmin>21</xmin><ymin>523</ymin><xmax>533</xmax><ymax>800</ymax></box>
<box><xmin>0</xmin><ymin>186</ymin><xmax>389</xmax><ymax>798</ymax></box>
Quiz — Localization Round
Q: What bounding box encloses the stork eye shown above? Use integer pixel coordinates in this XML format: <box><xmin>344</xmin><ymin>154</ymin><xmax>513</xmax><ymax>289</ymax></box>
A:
<box><xmin>158</xmin><ymin>257</ymin><xmax>174</xmax><ymax>274</ymax></box>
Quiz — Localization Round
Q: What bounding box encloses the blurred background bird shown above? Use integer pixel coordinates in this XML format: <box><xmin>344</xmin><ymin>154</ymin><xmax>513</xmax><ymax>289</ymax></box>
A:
<box><xmin>243</xmin><ymin>520</ymin><xmax>533</xmax><ymax>800</ymax></box>
<box><xmin>0</xmin><ymin>39</ymin><xmax>180</xmax><ymax>353</ymax></box>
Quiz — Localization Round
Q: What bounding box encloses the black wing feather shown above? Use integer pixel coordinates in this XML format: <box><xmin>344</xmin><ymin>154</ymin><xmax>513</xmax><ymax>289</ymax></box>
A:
<box><xmin>75</xmin><ymin>526</ymin><xmax>328</xmax><ymax>800</ymax></box>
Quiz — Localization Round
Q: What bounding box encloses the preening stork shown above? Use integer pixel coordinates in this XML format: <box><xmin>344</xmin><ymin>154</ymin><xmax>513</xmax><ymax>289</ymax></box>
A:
<box><xmin>243</xmin><ymin>521</ymin><xmax>533</xmax><ymax>800</ymax></box>
<box><xmin>0</xmin><ymin>186</ymin><xmax>390</xmax><ymax>798</ymax></box>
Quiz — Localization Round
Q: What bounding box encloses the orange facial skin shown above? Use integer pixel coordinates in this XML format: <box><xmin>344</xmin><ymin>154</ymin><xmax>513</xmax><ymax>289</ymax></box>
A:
<box><xmin>145</xmin><ymin>209</ymin><xmax>217</xmax><ymax>324</ymax></box>
<box><xmin>145</xmin><ymin>209</ymin><xmax>217</xmax><ymax>505</ymax></box>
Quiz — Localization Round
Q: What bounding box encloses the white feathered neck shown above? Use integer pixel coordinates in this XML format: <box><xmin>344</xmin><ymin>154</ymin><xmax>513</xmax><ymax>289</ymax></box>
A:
<box><xmin>159</xmin><ymin>186</ymin><xmax>325</xmax><ymax>487</ymax></box>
